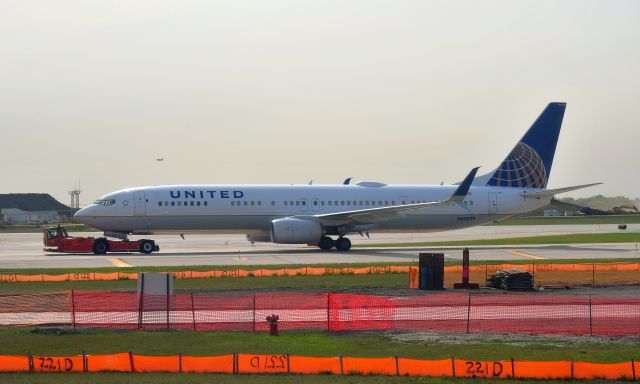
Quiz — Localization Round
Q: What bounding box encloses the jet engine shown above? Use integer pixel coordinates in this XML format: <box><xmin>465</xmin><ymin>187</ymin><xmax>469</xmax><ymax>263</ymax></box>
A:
<box><xmin>270</xmin><ymin>218</ymin><xmax>322</xmax><ymax>244</ymax></box>
<box><xmin>245</xmin><ymin>233</ymin><xmax>271</xmax><ymax>242</ymax></box>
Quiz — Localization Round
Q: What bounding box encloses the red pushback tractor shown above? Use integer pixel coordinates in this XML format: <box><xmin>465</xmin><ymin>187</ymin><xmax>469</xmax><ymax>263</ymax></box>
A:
<box><xmin>43</xmin><ymin>225</ymin><xmax>158</xmax><ymax>255</ymax></box>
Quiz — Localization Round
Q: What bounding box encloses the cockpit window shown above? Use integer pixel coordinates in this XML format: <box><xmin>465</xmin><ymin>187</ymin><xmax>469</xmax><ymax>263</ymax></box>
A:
<box><xmin>94</xmin><ymin>199</ymin><xmax>116</xmax><ymax>206</ymax></box>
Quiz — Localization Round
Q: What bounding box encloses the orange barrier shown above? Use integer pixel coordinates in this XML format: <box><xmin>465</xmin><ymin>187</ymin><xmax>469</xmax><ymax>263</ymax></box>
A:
<box><xmin>1</xmin><ymin>262</ymin><xmax>639</xmax><ymax>286</ymax></box>
<box><xmin>0</xmin><ymin>353</ymin><xmax>637</xmax><ymax>379</ymax></box>
<box><xmin>0</xmin><ymin>356</ymin><xmax>29</xmax><ymax>372</ymax></box>
<box><xmin>0</xmin><ymin>265</ymin><xmax>411</xmax><ymax>283</ymax></box>
<box><xmin>87</xmin><ymin>353</ymin><xmax>131</xmax><ymax>372</ymax></box>
<box><xmin>182</xmin><ymin>355</ymin><xmax>234</xmax><ymax>373</ymax></box>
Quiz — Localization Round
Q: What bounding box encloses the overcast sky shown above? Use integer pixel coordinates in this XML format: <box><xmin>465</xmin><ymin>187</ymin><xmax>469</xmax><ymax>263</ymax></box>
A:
<box><xmin>1</xmin><ymin>0</ymin><xmax>638</xmax><ymax>206</ymax></box>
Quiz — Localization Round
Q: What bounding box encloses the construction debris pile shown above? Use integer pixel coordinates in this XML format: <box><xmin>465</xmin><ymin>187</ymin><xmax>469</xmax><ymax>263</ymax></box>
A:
<box><xmin>486</xmin><ymin>269</ymin><xmax>534</xmax><ymax>290</ymax></box>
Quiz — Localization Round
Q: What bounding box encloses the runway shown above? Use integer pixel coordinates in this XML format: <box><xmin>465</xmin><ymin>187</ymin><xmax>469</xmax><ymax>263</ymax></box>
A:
<box><xmin>0</xmin><ymin>224</ymin><xmax>637</xmax><ymax>269</ymax></box>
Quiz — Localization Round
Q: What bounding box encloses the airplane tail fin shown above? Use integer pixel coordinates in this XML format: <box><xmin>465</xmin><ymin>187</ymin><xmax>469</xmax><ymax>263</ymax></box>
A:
<box><xmin>474</xmin><ymin>102</ymin><xmax>566</xmax><ymax>189</ymax></box>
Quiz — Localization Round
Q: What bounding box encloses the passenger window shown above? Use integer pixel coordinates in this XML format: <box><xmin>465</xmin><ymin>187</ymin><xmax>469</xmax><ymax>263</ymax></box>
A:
<box><xmin>328</xmin><ymin>201</ymin><xmax>332</xmax><ymax>206</ymax></box>
<box><xmin>290</xmin><ymin>201</ymin><xmax>294</xmax><ymax>206</ymax></box>
<box><xmin>164</xmin><ymin>201</ymin><xmax>168</xmax><ymax>206</ymax></box>
<box><xmin>190</xmin><ymin>201</ymin><xmax>194</xmax><ymax>206</ymax></box>
<box><xmin>341</xmin><ymin>201</ymin><xmax>345</xmax><ymax>206</ymax></box>
<box><xmin>384</xmin><ymin>200</ymin><xmax>388</xmax><ymax>205</ymax></box>
<box><xmin>271</xmin><ymin>201</ymin><xmax>275</xmax><ymax>206</ymax></box>
<box><xmin>313</xmin><ymin>201</ymin><xmax>318</xmax><ymax>206</ymax></box>
<box><xmin>197</xmin><ymin>201</ymin><xmax>201</xmax><ymax>206</ymax></box>
<box><xmin>365</xmin><ymin>201</ymin><xmax>369</xmax><ymax>206</ymax></box>
<box><xmin>171</xmin><ymin>202</ymin><xmax>175</xmax><ymax>206</ymax></box>
<box><xmin>204</xmin><ymin>201</ymin><xmax>208</xmax><ymax>206</ymax></box>
<box><xmin>158</xmin><ymin>202</ymin><xmax>162</xmax><ymax>206</ymax></box>
<box><xmin>470</xmin><ymin>201</ymin><xmax>474</xmax><ymax>206</ymax></box>
<box><xmin>302</xmin><ymin>201</ymin><xmax>306</xmax><ymax>206</ymax></box>
<box><xmin>231</xmin><ymin>201</ymin><xmax>235</xmax><ymax>206</ymax></box>
<box><xmin>347</xmin><ymin>201</ymin><xmax>351</xmax><ymax>206</ymax></box>
<box><xmin>320</xmin><ymin>201</ymin><xmax>324</xmax><ymax>206</ymax></box>
<box><xmin>258</xmin><ymin>201</ymin><xmax>262</xmax><ymax>206</ymax></box>
<box><xmin>178</xmin><ymin>202</ymin><xmax>182</xmax><ymax>206</ymax></box>
<box><xmin>244</xmin><ymin>201</ymin><xmax>248</xmax><ymax>206</ymax></box>
<box><xmin>251</xmin><ymin>201</ymin><xmax>255</xmax><ymax>206</ymax></box>
<box><xmin>295</xmin><ymin>201</ymin><xmax>300</xmax><ymax>206</ymax></box>
<box><xmin>284</xmin><ymin>201</ymin><xmax>288</xmax><ymax>206</ymax></box>
<box><xmin>392</xmin><ymin>201</ymin><xmax>395</xmax><ymax>205</ymax></box>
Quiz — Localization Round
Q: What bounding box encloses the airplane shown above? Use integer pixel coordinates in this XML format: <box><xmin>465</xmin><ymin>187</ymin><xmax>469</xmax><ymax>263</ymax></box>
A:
<box><xmin>75</xmin><ymin>102</ymin><xmax>599</xmax><ymax>252</ymax></box>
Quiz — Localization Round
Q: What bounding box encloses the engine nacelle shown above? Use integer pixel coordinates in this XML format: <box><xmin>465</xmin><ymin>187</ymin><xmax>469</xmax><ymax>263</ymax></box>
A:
<box><xmin>245</xmin><ymin>233</ymin><xmax>271</xmax><ymax>243</ymax></box>
<box><xmin>270</xmin><ymin>218</ymin><xmax>322</xmax><ymax>244</ymax></box>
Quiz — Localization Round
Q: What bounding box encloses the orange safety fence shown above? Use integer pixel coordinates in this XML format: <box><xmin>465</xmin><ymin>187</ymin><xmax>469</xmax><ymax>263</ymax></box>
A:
<box><xmin>0</xmin><ymin>265</ymin><xmax>410</xmax><ymax>283</ymax></box>
<box><xmin>2</xmin><ymin>262</ymin><xmax>639</xmax><ymax>286</ymax></box>
<box><xmin>0</xmin><ymin>353</ymin><xmax>637</xmax><ymax>380</ymax></box>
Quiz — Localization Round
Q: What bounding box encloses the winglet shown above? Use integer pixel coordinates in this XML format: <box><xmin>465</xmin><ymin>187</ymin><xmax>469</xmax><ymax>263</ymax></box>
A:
<box><xmin>343</xmin><ymin>177</ymin><xmax>352</xmax><ymax>185</ymax></box>
<box><xmin>451</xmin><ymin>167</ymin><xmax>480</xmax><ymax>201</ymax></box>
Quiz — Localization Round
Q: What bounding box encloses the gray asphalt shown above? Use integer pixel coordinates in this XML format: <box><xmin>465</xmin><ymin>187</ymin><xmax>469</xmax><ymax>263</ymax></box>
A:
<box><xmin>0</xmin><ymin>224</ymin><xmax>637</xmax><ymax>269</ymax></box>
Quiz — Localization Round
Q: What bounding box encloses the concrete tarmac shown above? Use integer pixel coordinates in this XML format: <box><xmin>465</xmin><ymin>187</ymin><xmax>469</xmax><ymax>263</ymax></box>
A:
<box><xmin>0</xmin><ymin>224</ymin><xmax>637</xmax><ymax>269</ymax></box>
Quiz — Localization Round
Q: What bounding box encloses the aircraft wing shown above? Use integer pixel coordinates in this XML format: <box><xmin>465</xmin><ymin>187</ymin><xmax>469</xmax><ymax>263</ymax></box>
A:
<box><xmin>297</xmin><ymin>167</ymin><xmax>479</xmax><ymax>227</ymax></box>
<box><xmin>521</xmin><ymin>183</ymin><xmax>602</xmax><ymax>199</ymax></box>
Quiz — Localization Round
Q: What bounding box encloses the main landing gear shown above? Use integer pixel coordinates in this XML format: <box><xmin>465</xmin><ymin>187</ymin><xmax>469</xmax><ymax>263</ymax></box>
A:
<box><xmin>318</xmin><ymin>236</ymin><xmax>351</xmax><ymax>252</ymax></box>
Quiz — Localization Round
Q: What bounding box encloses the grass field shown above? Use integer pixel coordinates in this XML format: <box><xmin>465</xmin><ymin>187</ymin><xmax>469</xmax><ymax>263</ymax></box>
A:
<box><xmin>356</xmin><ymin>232</ymin><xmax>640</xmax><ymax>247</ymax></box>
<box><xmin>1</xmin><ymin>258</ymin><xmax>638</xmax><ymax>294</ymax></box>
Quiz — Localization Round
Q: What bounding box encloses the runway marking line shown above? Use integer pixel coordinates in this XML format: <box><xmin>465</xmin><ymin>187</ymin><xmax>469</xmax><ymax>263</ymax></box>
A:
<box><xmin>507</xmin><ymin>250</ymin><xmax>547</xmax><ymax>260</ymax></box>
<box><xmin>108</xmin><ymin>258</ymin><xmax>132</xmax><ymax>268</ymax></box>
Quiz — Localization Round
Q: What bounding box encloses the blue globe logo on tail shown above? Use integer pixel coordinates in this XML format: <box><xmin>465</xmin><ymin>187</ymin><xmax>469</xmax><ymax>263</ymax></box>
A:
<box><xmin>481</xmin><ymin>103</ymin><xmax>566</xmax><ymax>189</ymax></box>
<box><xmin>487</xmin><ymin>142</ymin><xmax>547</xmax><ymax>188</ymax></box>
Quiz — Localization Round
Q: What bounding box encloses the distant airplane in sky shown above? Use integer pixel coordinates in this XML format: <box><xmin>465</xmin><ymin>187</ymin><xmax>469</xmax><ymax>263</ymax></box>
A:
<box><xmin>76</xmin><ymin>103</ymin><xmax>599</xmax><ymax>252</ymax></box>
<box><xmin>156</xmin><ymin>157</ymin><xmax>164</xmax><ymax>162</ymax></box>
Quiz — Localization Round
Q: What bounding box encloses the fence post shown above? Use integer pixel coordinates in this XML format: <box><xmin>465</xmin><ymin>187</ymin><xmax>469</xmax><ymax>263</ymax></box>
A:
<box><xmin>166</xmin><ymin>274</ymin><xmax>171</xmax><ymax>330</ymax></box>
<box><xmin>466</xmin><ymin>293</ymin><xmax>472</xmax><ymax>333</ymax></box>
<box><xmin>82</xmin><ymin>351</ymin><xmax>87</xmax><ymax>372</ymax></box>
<box><xmin>326</xmin><ymin>293</ymin><xmax>331</xmax><ymax>331</ymax></box>
<box><xmin>70</xmin><ymin>290</ymin><xmax>76</xmax><ymax>330</ymax></box>
<box><xmin>28</xmin><ymin>352</ymin><xmax>33</xmax><ymax>372</ymax></box>
<box><xmin>395</xmin><ymin>353</ymin><xmax>399</xmax><ymax>376</ymax></box>
<box><xmin>592</xmin><ymin>263</ymin><xmax>596</xmax><ymax>286</ymax></box>
<box><xmin>233</xmin><ymin>352</ymin><xmax>238</xmax><ymax>374</ymax></box>
<box><xmin>589</xmin><ymin>295</ymin><xmax>593</xmax><ymax>336</ymax></box>
<box><xmin>138</xmin><ymin>274</ymin><xmax>145</xmax><ymax>330</ymax></box>
<box><xmin>286</xmin><ymin>353</ymin><xmax>291</xmax><ymax>375</ymax></box>
<box><xmin>532</xmin><ymin>263</ymin><xmax>535</xmax><ymax>283</ymax></box>
<box><xmin>339</xmin><ymin>353</ymin><xmax>343</xmax><ymax>375</ymax></box>
<box><xmin>570</xmin><ymin>359</ymin><xmax>574</xmax><ymax>379</ymax></box>
<box><xmin>179</xmin><ymin>352</ymin><xmax>182</xmax><ymax>373</ymax></box>
<box><xmin>253</xmin><ymin>295</ymin><xmax>256</xmax><ymax>333</ymax></box>
<box><xmin>451</xmin><ymin>356</ymin><xmax>456</xmax><ymax>378</ymax></box>
<box><xmin>129</xmin><ymin>351</ymin><xmax>135</xmax><ymax>372</ymax></box>
<box><xmin>510</xmin><ymin>357</ymin><xmax>515</xmax><ymax>379</ymax></box>
<box><xmin>191</xmin><ymin>293</ymin><xmax>196</xmax><ymax>331</ymax></box>
<box><xmin>632</xmin><ymin>359</ymin><xmax>636</xmax><ymax>380</ymax></box>
<box><xmin>484</xmin><ymin>264</ymin><xmax>488</xmax><ymax>282</ymax></box>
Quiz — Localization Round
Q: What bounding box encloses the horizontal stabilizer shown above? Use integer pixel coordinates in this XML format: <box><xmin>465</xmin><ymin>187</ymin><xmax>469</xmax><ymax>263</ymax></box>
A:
<box><xmin>521</xmin><ymin>183</ymin><xmax>602</xmax><ymax>199</ymax></box>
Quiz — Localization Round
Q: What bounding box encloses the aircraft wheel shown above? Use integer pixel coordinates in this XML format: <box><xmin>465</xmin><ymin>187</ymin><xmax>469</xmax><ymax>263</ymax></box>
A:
<box><xmin>140</xmin><ymin>240</ymin><xmax>155</xmax><ymax>254</ymax></box>
<box><xmin>335</xmin><ymin>237</ymin><xmax>351</xmax><ymax>252</ymax></box>
<box><xmin>318</xmin><ymin>236</ymin><xmax>334</xmax><ymax>250</ymax></box>
<box><xmin>93</xmin><ymin>239</ymin><xmax>109</xmax><ymax>254</ymax></box>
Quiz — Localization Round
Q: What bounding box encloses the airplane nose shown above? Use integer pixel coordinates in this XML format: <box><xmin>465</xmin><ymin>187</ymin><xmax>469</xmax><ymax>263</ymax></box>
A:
<box><xmin>74</xmin><ymin>207</ymin><xmax>92</xmax><ymax>225</ymax></box>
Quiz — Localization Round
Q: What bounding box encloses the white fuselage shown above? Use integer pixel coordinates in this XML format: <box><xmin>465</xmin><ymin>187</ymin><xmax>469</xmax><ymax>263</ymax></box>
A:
<box><xmin>75</xmin><ymin>184</ymin><xmax>550</xmax><ymax>237</ymax></box>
